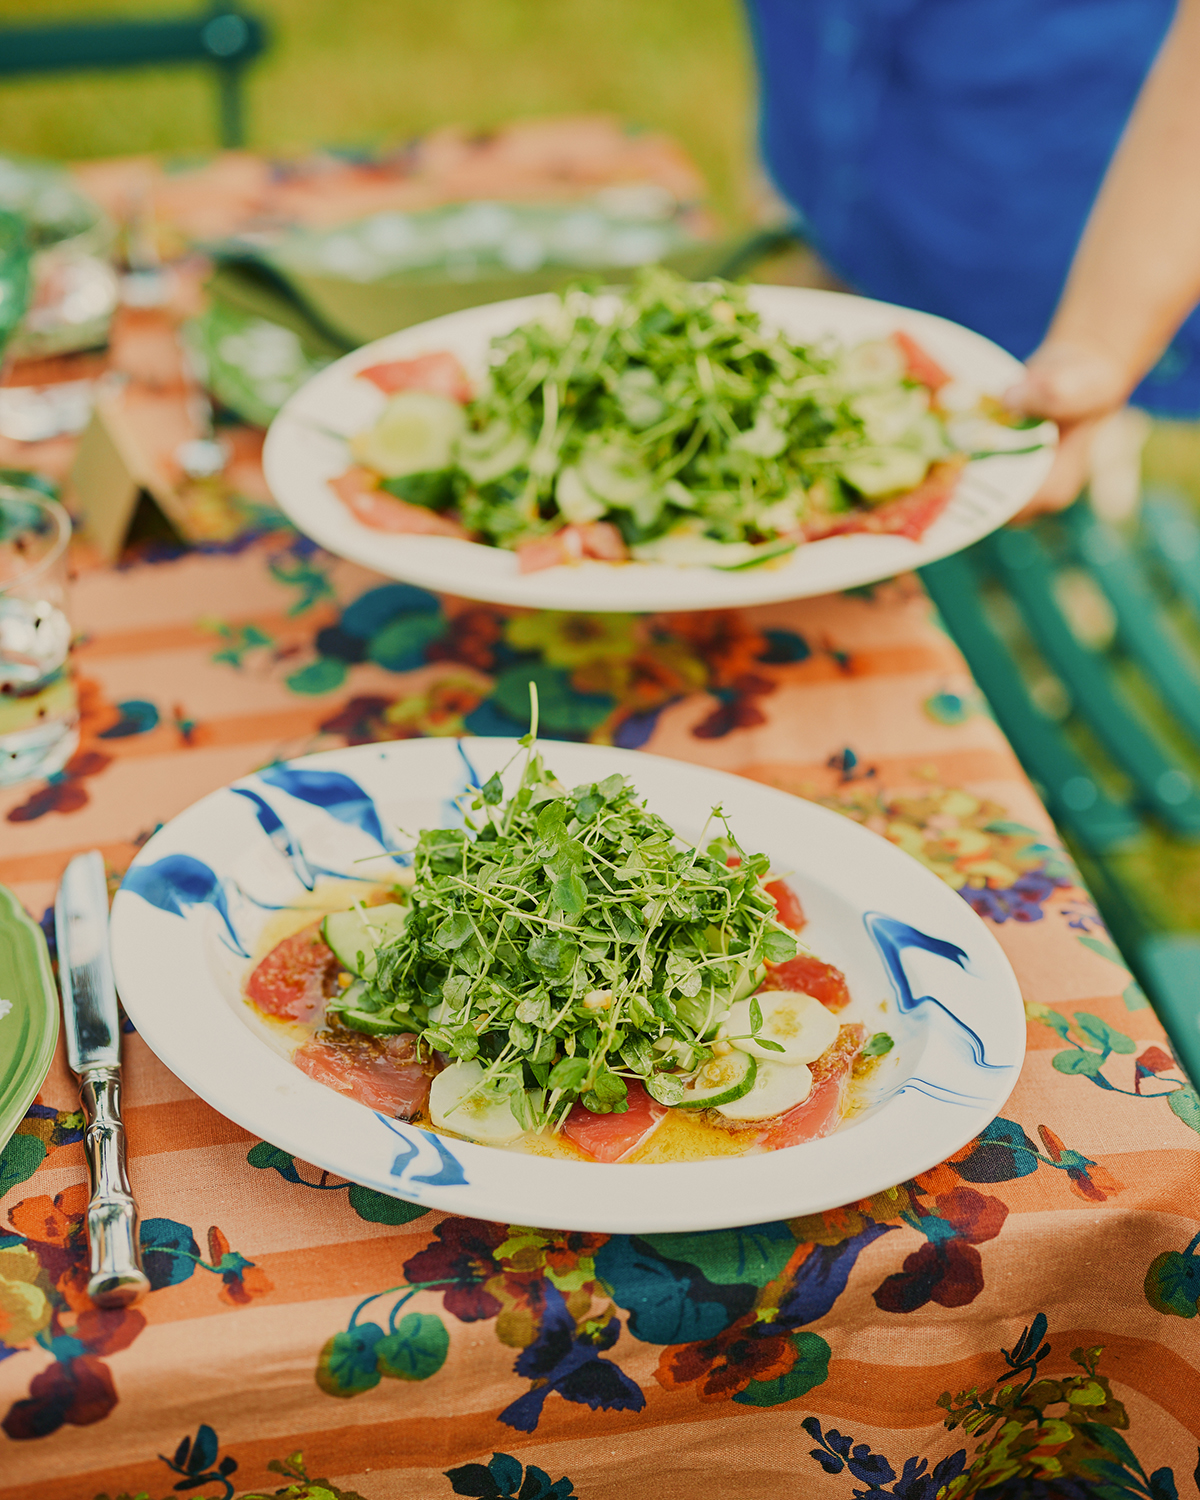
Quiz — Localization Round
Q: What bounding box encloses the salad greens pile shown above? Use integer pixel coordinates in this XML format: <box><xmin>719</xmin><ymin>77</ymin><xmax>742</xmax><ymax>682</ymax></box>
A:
<box><xmin>363</xmin><ymin>266</ymin><xmax>955</xmax><ymax>564</ymax></box>
<box><xmin>340</xmin><ymin>712</ymin><xmax>799</xmax><ymax>1134</ymax></box>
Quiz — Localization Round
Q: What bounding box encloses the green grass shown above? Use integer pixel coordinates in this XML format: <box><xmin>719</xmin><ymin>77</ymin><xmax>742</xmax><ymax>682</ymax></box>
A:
<box><xmin>0</xmin><ymin>0</ymin><xmax>757</xmax><ymax>225</ymax></box>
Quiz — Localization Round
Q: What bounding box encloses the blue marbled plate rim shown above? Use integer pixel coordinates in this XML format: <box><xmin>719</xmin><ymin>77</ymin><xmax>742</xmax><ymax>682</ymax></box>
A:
<box><xmin>109</xmin><ymin>740</ymin><xmax>1026</xmax><ymax>1233</ymax></box>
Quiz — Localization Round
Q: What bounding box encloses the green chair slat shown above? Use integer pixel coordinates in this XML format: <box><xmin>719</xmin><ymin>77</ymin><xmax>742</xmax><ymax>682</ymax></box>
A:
<box><xmin>1065</xmin><ymin>504</ymin><xmax>1200</xmax><ymax>748</ymax></box>
<box><xmin>0</xmin><ymin>14</ymin><xmax>266</xmax><ymax>74</ymax></box>
<box><xmin>919</xmin><ymin>552</ymin><xmax>1140</xmax><ymax>853</ymax></box>
<box><xmin>985</xmin><ymin>527</ymin><xmax>1200</xmax><ymax>836</ymax></box>
<box><xmin>0</xmin><ymin>10</ymin><xmax>267</xmax><ymax>148</ymax></box>
<box><xmin>1135</xmin><ymin>934</ymin><xmax>1200</xmax><ymax>1090</ymax></box>
<box><xmin>1142</xmin><ymin>487</ymin><xmax>1200</xmax><ymax>620</ymax></box>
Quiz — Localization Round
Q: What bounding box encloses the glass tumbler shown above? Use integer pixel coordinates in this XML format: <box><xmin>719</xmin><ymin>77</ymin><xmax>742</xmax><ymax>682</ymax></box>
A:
<box><xmin>0</xmin><ymin>485</ymin><xmax>76</xmax><ymax>786</ymax></box>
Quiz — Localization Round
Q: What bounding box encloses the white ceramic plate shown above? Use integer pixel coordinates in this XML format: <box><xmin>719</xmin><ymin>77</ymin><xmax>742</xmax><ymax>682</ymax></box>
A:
<box><xmin>109</xmin><ymin>740</ymin><xmax>1025</xmax><ymax>1233</ymax></box>
<box><xmin>263</xmin><ymin>286</ymin><xmax>1055</xmax><ymax>612</ymax></box>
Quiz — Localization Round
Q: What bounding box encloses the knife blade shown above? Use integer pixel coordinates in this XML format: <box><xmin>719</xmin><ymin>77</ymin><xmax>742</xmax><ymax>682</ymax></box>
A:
<box><xmin>55</xmin><ymin>850</ymin><xmax>150</xmax><ymax>1308</ymax></box>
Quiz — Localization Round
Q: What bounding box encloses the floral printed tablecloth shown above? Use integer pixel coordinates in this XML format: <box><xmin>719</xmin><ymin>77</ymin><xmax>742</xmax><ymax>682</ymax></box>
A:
<box><xmin>2</xmin><ymin>526</ymin><xmax>1199</xmax><ymax>1500</ymax></box>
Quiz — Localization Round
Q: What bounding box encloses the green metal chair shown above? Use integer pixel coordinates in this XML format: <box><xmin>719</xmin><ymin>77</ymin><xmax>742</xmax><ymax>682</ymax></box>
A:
<box><xmin>920</xmin><ymin>488</ymin><xmax>1200</xmax><ymax>1086</ymax></box>
<box><xmin>0</xmin><ymin>5</ymin><xmax>268</xmax><ymax>148</ymax></box>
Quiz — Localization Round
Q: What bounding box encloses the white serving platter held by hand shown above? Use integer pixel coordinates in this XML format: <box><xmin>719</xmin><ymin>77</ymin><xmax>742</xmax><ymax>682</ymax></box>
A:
<box><xmin>109</xmin><ymin>739</ymin><xmax>1025</xmax><ymax>1234</ymax></box>
<box><xmin>263</xmin><ymin>285</ymin><xmax>1055</xmax><ymax>613</ymax></box>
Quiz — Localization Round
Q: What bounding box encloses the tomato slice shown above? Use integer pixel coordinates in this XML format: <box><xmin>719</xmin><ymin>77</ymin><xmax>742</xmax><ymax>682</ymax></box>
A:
<box><xmin>294</xmin><ymin>1032</ymin><xmax>433</xmax><ymax>1119</ymax></box>
<box><xmin>577</xmin><ymin>521</ymin><xmax>628</xmax><ymax>561</ymax></box>
<box><xmin>759</xmin><ymin>1023</ymin><xmax>865</xmax><ymax>1149</ymax></box>
<box><xmin>357</xmin><ymin>351</ymin><xmax>473</xmax><ymax>404</ymax></box>
<box><xmin>246</xmin><ymin>921</ymin><xmax>340</xmax><ymax>1023</ymax></box>
<box><xmin>562</xmin><ymin>1079</ymin><xmax>667</xmax><ymax>1163</ymax></box>
<box><xmin>760</xmin><ymin>952</ymin><xmax>851</xmax><ymax>1013</ymax></box>
<box><xmin>330</xmin><ymin>467</ymin><xmax>469</xmax><ymax>538</ymax></box>
<box><xmin>764</xmin><ymin>878</ymin><xmax>806</xmax><ymax>932</ymax></box>
<box><xmin>517</xmin><ymin>522</ymin><xmax>629</xmax><ymax>573</ymax></box>
<box><xmin>890</xmin><ymin>330</ymin><xmax>951</xmax><ymax>392</ymax></box>
<box><xmin>801</xmin><ymin>459</ymin><xmax>964</xmax><ymax>544</ymax></box>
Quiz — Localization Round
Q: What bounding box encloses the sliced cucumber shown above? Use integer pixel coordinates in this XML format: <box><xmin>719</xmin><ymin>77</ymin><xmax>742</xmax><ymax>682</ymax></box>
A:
<box><xmin>615</xmin><ymin>367</ymin><xmax>666</xmax><ymax>429</ymax></box>
<box><xmin>675</xmin><ymin>1049</ymin><xmax>756</xmax><ymax>1109</ymax></box>
<box><xmin>837</xmin><ymin>338</ymin><xmax>907</xmax><ymax>391</ymax></box>
<box><xmin>673</xmin><ymin>987</ymin><xmax>732</xmax><ymax>1038</ymax></box>
<box><xmin>674</xmin><ymin>960</ymin><xmax>763</xmax><ymax>1037</ymax></box>
<box><xmin>555</xmin><ymin>464</ymin><xmax>608</xmax><ymax>524</ymax></box>
<box><xmin>456</xmin><ymin>424</ymin><xmax>531</xmax><ymax>485</ymax></box>
<box><xmin>322</xmin><ymin>903</ymin><xmax>407</xmax><ymax>980</ymax></box>
<box><xmin>350</xmin><ymin>391</ymin><xmax>466</xmax><ymax>477</ymax></box>
<box><xmin>579</xmin><ymin>442</ymin><xmax>655</xmax><ymax>507</ymax></box>
<box><xmin>840</xmin><ymin>448</ymin><xmax>930</xmax><ymax>499</ymax></box>
<box><xmin>429</xmin><ymin>1060</ymin><xmax>526</xmax><ymax>1144</ymax></box>
<box><xmin>852</xmin><ymin>385</ymin><xmax>929</xmax><ymax>446</ymax></box>
<box><xmin>632</xmin><ymin>527</ymin><xmax>762</xmax><ymax>568</ymax></box>
<box><xmin>327</xmin><ymin>978</ymin><xmax>413</xmax><ymax>1035</ymax></box>
<box><xmin>731</xmin><ymin>962</ymin><xmax>766</xmax><ymax>1002</ymax></box>
<box><xmin>716</xmin><ymin>1060</ymin><xmax>812</xmax><ymax>1121</ymax></box>
<box><xmin>727</xmin><ymin>989</ymin><xmax>839</xmax><ymax>1066</ymax></box>
<box><xmin>651</xmin><ymin>1033</ymin><xmax>707</xmax><ymax>1072</ymax></box>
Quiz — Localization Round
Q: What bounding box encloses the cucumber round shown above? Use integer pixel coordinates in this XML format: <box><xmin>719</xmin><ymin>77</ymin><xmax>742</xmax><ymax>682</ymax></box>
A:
<box><xmin>457</xmin><ymin>425</ymin><xmax>531</xmax><ymax>486</ymax></box>
<box><xmin>322</xmin><ymin>903</ymin><xmax>407</xmax><ymax>979</ymax></box>
<box><xmin>326</xmin><ymin>979</ymin><xmax>412</xmax><ymax>1036</ymax></box>
<box><xmin>727</xmin><ymin>989</ymin><xmax>839</xmax><ymax>1066</ymax></box>
<box><xmin>716</xmin><ymin>1060</ymin><xmax>813</xmax><ymax>1121</ymax></box>
<box><xmin>675</xmin><ymin>1048</ymin><xmax>756</xmax><ymax>1108</ymax></box>
<box><xmin>429</xmin><ymin>1060</ymin><xmax>527</xmax><ymax>1144</ymax></box>
<box><xmin>351</xmin><ymin>391</ymin><xmax>466</xmax><ymax>477</ymax></box>
<box><xmin>840</xmin><ymin>448</ymin><xmax>930</xmax><ymax>499</ymax></box>
<box><xmin>836</xmin><ymin>338</ymin><xmax>907</xmax><ymax>391</ymax></box>
<box><xmin>555</xmin><ymin>464</ymin><xmax>608</xmax><ymax>524</ymax></box>
<box><xmin>851</xmin><ymin>385</ymin><xmax>930</xmax><ymax>447</ymax></box>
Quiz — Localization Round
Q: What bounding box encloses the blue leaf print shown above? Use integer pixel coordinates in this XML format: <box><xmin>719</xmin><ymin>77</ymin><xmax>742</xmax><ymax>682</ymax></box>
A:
<box><xmin>122</xmin><ymin>855</ymin><xmax>247</xmax><ymax>956</ymax></box>
<box><xmin>257</xmin><ymin>764</ymin><xmax>391</xmax><ymax>847</ymax></box>
<box><xmin>231</xmin><ymin>787</ymin><xmax>316</xmax><ymax>889</ymax></box>
<box><xmin>865</xmin><ymin>911</ymin><xmax>1012</xmax><ymax>1075</ymax></box>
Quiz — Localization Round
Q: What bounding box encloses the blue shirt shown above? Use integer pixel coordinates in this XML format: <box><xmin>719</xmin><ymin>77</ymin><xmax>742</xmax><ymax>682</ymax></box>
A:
<box><xmin>746</xmin><ymin>0</ymin><xmax>1198</xmax><ymax>414</ymax></box>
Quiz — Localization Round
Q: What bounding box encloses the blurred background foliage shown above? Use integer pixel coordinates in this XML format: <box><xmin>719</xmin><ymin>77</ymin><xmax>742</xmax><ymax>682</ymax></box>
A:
<box><xmin>0</xmin><ymin>0</ymin><xmax>758</xmax><ymax>228</ymax></box>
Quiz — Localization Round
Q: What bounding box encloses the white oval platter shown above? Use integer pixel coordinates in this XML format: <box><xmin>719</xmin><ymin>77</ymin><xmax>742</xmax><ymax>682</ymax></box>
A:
<box><xmin>109</xmin><ymin>739</ymin><xmax>1025</xmax><ymax>1233</ymax></box>
<box><xmin>263</xmin><ymin>285</ymin><xmax>1055</xmax><ymax>612</ymax></box>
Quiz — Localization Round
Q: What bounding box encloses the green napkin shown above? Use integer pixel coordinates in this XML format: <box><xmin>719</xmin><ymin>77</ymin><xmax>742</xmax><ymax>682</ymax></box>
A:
<box><xmin>182</xmin><ymin>299</ymin><xmax>333</xmax><ymax>428</ymax></box>
<box><xmin>208</xmin><ymin>200</ymin><xmax>768</xmax><ymax>353</ymax></box>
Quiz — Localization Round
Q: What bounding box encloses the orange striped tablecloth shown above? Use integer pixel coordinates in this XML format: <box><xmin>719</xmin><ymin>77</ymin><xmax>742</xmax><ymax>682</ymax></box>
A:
<box><xmin>2</xmin><ymin>537</ymin><xmax>1199</xmax><ymax>1500</ymax></box>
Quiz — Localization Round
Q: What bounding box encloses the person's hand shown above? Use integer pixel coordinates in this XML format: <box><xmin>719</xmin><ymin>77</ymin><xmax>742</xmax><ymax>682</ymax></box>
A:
<box><xmin>1003</xmin><ymin>340</ymin><xmax>1133</xmax><ymax>521</ymax></box>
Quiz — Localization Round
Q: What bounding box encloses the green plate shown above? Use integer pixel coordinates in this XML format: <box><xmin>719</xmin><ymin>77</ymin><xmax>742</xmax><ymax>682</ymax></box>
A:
<box><xmin>0</xmin><ymin>883</ymin><xmax>58</xmax><ymax>1152</ymax></box>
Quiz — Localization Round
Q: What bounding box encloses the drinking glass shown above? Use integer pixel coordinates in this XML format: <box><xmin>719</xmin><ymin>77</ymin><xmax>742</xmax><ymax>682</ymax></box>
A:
<box><xmin>0</xmin><ymin>485</ymin><xmax>76</xmax><ymax>786</ymax></box>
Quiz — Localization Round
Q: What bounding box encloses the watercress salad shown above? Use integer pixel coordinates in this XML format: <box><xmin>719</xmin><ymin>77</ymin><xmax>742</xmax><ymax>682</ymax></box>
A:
<box><xmin>366</xmin><ymin>266</ymin><xmax>955</xmax><ymax>564</ymax></box>
<box><xmin>335</xmin><ymin>722</ymin><xmax>802</xmax><ymax>1138</ymax></box>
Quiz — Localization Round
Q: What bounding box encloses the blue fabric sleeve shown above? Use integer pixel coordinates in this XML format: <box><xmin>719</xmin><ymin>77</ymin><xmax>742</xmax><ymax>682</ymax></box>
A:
<box><xmin>746</xmin><ymin>0</ymin><xmax>1200</xmax><ymax>414</ymax></box>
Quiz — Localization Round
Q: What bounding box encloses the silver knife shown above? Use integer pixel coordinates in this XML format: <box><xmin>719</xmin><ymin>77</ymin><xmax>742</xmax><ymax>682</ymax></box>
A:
<box><xmin>55</xmin><ymin>850</ymin><xmax>150</xmax><ymax>1308</ymax></box>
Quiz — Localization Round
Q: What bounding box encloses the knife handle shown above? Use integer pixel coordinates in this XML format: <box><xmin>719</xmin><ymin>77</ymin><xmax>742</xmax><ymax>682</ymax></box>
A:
<box><xmin>79</xmin><ymin>1066</ymin><xmax>151</xmax><ymax>1308</ymax></box>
